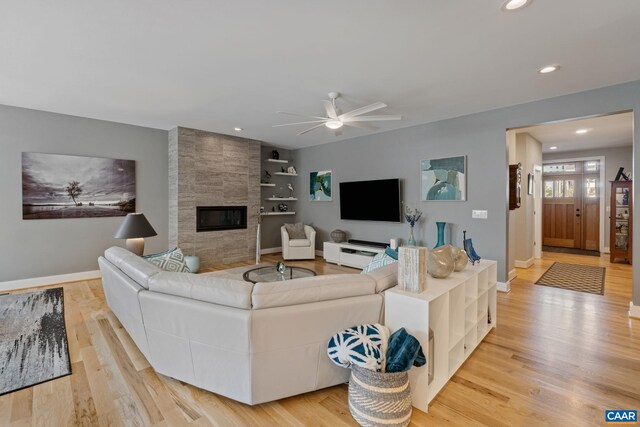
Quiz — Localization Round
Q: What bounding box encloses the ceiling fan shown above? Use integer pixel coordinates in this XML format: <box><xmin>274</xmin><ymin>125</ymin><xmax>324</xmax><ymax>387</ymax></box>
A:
<box><xmin>273</xmin><ymin>92</ymin><xmax>401</xmax><ymax>136</ymax></box>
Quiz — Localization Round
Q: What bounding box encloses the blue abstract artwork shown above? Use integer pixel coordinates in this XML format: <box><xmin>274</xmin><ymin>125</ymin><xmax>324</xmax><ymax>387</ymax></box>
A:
<box><xmin>310</xmin><ymin>170</ymin><xmax>332</xmax><ymax>201</ymax></box>
<box><xmin>421</xmin><ymin>156</ymin><xmax>466</xmax><ymax>201</ymax></box>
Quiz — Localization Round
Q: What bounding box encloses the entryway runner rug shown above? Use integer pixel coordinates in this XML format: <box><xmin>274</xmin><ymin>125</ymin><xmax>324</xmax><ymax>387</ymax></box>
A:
<box><xmin>0</xmin><ymin>288</ymin><xmax>71</xmax><ymax>395</ymax></box>
<box><xmin>535</xmin><ymin>262</ymin><xmax>605</xmax><ymax>295</ymax></box>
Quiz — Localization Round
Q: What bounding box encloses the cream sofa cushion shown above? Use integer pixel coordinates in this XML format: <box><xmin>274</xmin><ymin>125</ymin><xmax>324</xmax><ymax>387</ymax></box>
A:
<box><xmin>105</xmin><ymin>246</ymin><xmax>161</xmax><ymax>289</ymax></box>
<box><xmin>148</xmin><ymin>272</ymin><xmax>254</xmax><ymax>309</ymax></box>
<box><xmin>363</xmin><ymin>262</ymin><xmax>399</xmax><ymax>293</ymax></box>
<box><xmin>288</xmin><ymin>239</ymin><xmax>311</xmax><ymax>247</ymax></box>
<box><xmin>252</xmin><ymin>274</ymin><xmax>375</xmax><ymax>309</ymax></box>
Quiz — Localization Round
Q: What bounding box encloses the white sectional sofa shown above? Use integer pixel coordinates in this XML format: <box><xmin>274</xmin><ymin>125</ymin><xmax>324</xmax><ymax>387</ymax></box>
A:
<box><xmin>98</xmin><ymin>247</ymin><xmax>398</xmax><ymax>405</ymax></box>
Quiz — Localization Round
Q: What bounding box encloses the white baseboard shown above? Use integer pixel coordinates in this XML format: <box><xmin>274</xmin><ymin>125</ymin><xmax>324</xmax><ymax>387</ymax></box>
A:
<box><xmin>0</xmin><ymin>270</ymin><xmax>101</xmax><ymax>292</ymax></box>
<box><xmin>630</xmin><ymin>301</ymin><xmax>640</xmax><ymax>319</ymax></box>
<box><xmin>508</xmin><ymin>269</ymin><xmax>517</xmax><ymax>281</ymax></box>
<box><xmin>496</xmin><ymin>281</ymin><xmax>510</xmax><ymax>293</ymax></box>
<box><xmin>514</xmin><ymin>257</ymin><xmax>534</xmax><ymax>269</ymax></box>
<box><xmin>315</xmin><ymin>249</ymin><xmax>323</xmax><ymax>257</ymax></box>
<box><xmin>602</xmin><ymin>246</ymin><xmax>610</xmax><ymax>254</ymax></box>
<box><xmin>260</xmin><ymin>247</ymin><xmax>282</xmax><ymax>255</ymax></box>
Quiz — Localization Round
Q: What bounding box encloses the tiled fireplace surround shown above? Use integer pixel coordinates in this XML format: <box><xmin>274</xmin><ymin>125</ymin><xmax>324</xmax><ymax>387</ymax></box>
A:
<box><xmin>168</xmin><ymin>127</ymin><xmax>261</xmax><ymax>268</ymax></box>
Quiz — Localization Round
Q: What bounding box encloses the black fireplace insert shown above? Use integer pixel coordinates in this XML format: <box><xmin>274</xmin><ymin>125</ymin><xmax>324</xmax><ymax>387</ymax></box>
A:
<box><xmin>196</xmin><ymin>206</ymin><xmax>247</xmax><ymax>232</ymax></box>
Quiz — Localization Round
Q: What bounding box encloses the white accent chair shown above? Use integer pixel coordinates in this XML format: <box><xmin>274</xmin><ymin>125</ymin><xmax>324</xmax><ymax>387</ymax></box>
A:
<box><xmin>281</xmin><ymin>225</ymin><xmax>316</xmax><ymax>260</ymax></box>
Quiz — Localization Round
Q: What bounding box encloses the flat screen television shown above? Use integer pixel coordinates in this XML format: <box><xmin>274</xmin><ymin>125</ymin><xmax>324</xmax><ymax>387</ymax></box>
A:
<box><xmin>340</xmin><ymin>178</ymin><xmax>401</xmax><ymax>222</ymax></box>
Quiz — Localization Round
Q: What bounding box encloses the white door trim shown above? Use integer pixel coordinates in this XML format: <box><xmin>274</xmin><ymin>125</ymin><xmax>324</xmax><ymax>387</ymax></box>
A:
<box><xmin>533</xmin><ymin>164</ymin><xmax>542</xmax><ymax>259</ymax></box>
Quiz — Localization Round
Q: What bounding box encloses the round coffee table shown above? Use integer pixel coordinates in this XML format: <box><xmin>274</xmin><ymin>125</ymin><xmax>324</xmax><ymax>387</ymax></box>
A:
<box><xmin>242</xmin><ymin>265</ymin><xmax>316</xmax><ymax>283</ymax></box>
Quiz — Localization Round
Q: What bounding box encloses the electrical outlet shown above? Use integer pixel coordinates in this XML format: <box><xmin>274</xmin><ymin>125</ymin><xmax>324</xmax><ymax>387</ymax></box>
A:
<box><xmin>472</xmin><ymin>210</ymin><xmax>488</xmax><ymax>219</ymax></box>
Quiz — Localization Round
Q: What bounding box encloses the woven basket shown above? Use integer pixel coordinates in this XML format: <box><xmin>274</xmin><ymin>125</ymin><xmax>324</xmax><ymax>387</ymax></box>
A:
<box><xmin>348</xmin><ymin>365</ymin><xmax>412</xmax><ymax>427</ymax></box>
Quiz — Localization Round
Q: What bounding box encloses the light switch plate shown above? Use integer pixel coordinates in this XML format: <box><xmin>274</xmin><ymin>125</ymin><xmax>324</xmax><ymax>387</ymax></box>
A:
<box><xmin>472</xmin><ymin>210</ymin><xmax>488</xmax><ymax>219</ymax></box>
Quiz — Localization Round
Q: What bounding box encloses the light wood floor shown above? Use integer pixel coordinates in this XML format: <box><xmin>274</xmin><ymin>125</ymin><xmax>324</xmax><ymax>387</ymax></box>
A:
<box><xmin>1</xmin><ymin>253</ymin><xmax>638</xmax><ymax>426</ymax></box>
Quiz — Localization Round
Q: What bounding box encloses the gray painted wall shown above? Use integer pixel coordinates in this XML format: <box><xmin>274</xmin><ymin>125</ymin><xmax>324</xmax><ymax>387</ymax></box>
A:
<box><xmin>0</xmin><ymin>104</ymin><xmax>168</xmax><ymax>282</ymax></box>
<box><xmin>259</xmin><ymin>145</ymin><xmax>299</xmax><ymax>249</ymax></box>
<box><xmin>292</xmin><ymin>80</ymin><xmax>640</xmax><ymax>307</ymax></box>
<box><xmin>544</xmin><ymin>145</ymin><xmax>633</xmax><ymax>247</ymax></box>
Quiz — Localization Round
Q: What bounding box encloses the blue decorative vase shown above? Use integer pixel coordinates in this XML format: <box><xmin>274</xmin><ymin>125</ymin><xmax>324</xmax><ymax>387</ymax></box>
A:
<box><xmin>434</xmin><ymin>222</ymin><xmax>446</xmax><ymax>248</ymax></box>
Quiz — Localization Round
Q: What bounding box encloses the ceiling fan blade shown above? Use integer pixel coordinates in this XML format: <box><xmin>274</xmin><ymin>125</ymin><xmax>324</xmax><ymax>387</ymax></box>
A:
<box><xmin>346</xmin><ymin>114</ymin><xmax>402</xmax><ymax>122</ymax></box>
<box><xmin>297</xmin><ymin>123</ymin><xmax>327</xmax><ymax>135</ymax></box>
<box><xmin>322</xmin><ymin>100</ymin><xmax>338</xmax><ymax>119</ymax></box>
<box><xmin>277</xmin><ymin>111</ymin><xmax>327</xmax><ymax>120</ymax></box>
<box><xmin>343</xmin><ymin>121</ymin><xmax>379</xmax><ymax>131</ymax></box>
<box><xmin>334</xmin><ymin>128</ymin><xmax>343</xmax><ymax>137</ymax></box>
<box><xmin>272</xmin><ymin>119</ymin><xmax>327</xmax><ymax>128</ymax></box>
<box><xmin>338</xmin><ymin>102</ymin><xmax>387</xmax><ymax>121</ymax></box>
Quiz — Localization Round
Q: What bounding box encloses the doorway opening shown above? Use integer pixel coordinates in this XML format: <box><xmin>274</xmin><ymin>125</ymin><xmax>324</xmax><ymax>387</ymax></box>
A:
<box><xmin>506</xmin><ymin>111</ymin><xmax>634</xmax><ymax>286</ymax></box>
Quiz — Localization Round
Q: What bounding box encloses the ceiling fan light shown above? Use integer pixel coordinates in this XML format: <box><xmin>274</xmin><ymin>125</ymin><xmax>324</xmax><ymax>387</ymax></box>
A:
<box><xmin>325</xmin><ymin>120</ymin><xmax>343</xmax><ymax>130</ymax></box>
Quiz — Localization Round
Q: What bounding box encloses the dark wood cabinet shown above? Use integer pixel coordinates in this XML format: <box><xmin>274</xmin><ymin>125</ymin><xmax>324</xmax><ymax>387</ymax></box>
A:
<box><xmin>610</xmin><ymin>180</ymin><xmax>632</xmax><ymax>264</ymax></box>
<box><xmin>509</xmin><ymin>163</ymin><xmax>522</xmax><ymax>210</ymax></box>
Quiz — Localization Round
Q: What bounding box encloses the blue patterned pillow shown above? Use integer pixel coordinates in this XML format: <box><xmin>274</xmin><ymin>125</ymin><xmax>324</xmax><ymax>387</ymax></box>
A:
<box><xmin>327</xmin><ymin>323</ymin><xmax>389</xmax><ymax>371</ymax></box>
<box><xmin>361</xmin><ymin>252</ymin><xmax>397</xmax><ymax>274</ymax></box>
<box><xmin>143</xmin><ymin>247</ymin><xmax>190</xmax><ymax>273</ymax></box>
<box><xmin>385</xmin><ymin>246</ymin><xmax>399</xmax><ymax>260</ymax></box>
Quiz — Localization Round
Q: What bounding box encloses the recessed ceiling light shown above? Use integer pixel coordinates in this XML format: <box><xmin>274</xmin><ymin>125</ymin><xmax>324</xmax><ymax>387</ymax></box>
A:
<box><xmin>325</xmin><ymin>120</ymin><xmax>343</xmax><ymax>130</ymax></box>
<box><xmin>549</xmin><ymin>146</ymin><xmax>558</xmax><ymax>150</ymax></box>
<box><xmin>502</xmin><ymin>0</ymin><xmax>531</xmax><ymax>11</ymax></box>
<box><xmin>575</xmin><ymin>128</ymin><xmax>590</xmax><ymax>134</ymax></box>
<box><xmin>539</xmin><ymin>65</ymin><xmax>559</xmax><ymax>74</ymax></box>
<box><xmin>234</xmin><ymin>127</ymin><xmax>243</xmax><ymax>132</ymax></box>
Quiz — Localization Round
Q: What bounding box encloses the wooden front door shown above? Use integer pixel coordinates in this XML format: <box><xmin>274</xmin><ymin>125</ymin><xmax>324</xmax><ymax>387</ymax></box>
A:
<box><xmin>542</xmin><ymin>161</ymin><xmax>600</xmax><ymax>251</ymax></box>
<box><xmin>543</xmin><ymin>174</ymin><xmax>582</xmax><ymax>248</ymax></box>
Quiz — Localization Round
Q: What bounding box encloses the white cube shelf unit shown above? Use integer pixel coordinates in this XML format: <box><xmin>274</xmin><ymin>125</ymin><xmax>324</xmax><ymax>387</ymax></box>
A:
<box><xmin>385</xmin><ymin>259</ymin><xmax>497</xmax><ymax>412</ymax></box>
<box><xmin>323</xmin><ymin>241</ymin><xmax>385</xmax><ymax>269</ymax></box>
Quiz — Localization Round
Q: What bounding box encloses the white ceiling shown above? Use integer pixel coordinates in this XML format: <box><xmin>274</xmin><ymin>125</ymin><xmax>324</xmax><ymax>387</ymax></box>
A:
<box><xmin>516</xmin><ymin>112</ymin><xmax>633</xmax><ymax>153</ymax></box>
<box><xmin>1</xmin><ymin>1</ymin><xmax>640</xmax><ymax>149</ymax></box>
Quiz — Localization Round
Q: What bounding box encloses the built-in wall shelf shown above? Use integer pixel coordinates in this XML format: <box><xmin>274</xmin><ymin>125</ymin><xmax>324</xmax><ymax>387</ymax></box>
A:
<box><xmin>265</xmin><ymin>197</ymin><xmax>298</xmax><ymax>201</ymax></box>
<box><xmin>265</xmin><ymin>158</ymin><xmax>289</xmax><ymax>164</ymax></box>
<box><xmin>274</xmin><ymin>172</ymin><xmax>298</xmax><ymax>177</ymax></box>
<box><xmin>260</xmin><ymin>183</ymin><xmax>276</xmax><ymax>187</ymax></box>
<box><xmin>261</xmin><ymin>212</ymin><xmax>296</xmax><ymax>216</ymax></box>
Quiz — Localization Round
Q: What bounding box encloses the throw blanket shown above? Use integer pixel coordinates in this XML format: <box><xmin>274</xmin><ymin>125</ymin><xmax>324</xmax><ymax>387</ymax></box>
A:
<box><xmin>327</xmin><ymin>324</ymin><xmax>390</xmax><ymax>372</ymax></box>
<box><xmin>385</xmin><ymin>327</ymin><xmax>426</xmax><ymax>373</ymax></box>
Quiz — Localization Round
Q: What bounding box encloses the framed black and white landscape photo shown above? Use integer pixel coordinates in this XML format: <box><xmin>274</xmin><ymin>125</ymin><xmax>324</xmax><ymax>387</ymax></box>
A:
<box><xmin>22</xmin><ymin>152</ymin><xmax>136</xmax><ymax>220</ymax></box>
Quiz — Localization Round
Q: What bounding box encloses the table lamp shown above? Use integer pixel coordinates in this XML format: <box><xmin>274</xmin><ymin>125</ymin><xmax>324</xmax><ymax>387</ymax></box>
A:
<box><xmin>114</xmin><ymin>213</ymin><xmax>157</xmax><ymax>255</ymax></box>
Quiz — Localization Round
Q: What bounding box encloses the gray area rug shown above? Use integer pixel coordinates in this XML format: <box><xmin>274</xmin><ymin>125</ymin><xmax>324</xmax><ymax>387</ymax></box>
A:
<box><xmin>0</xmin><ymin>288</ymin><xmax>71</xmax><ymax>395</ymax></box>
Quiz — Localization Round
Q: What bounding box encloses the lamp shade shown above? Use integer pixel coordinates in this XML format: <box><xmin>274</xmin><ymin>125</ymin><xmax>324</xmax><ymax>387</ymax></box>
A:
<box><xmin>114</xmin><ymin>213</ymin><xmax>157</xmax><ymax>239</ymax></box>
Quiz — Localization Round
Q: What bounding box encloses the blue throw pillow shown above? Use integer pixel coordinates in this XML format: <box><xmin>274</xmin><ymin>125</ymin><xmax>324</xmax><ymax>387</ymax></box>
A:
<box><xmin>361</xmin><ymin>252</ymin><xmax>397</xmax><ymax>274</ymax></box>
<box><xmin>385</xmin><ymin>246</ymin><xmax>398</xmax><ymax>260</ymax></box>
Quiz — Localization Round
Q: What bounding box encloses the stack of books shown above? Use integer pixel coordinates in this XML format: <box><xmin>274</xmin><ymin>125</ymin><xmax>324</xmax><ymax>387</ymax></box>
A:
<box><xmin>398</xmin><ymin>246</ymin><xmax>428</xmax><ymax>293</ymax></box>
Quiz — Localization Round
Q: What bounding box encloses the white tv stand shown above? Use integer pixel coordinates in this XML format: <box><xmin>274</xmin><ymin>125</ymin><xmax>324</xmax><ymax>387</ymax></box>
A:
<box><xmin>323</xmin><ymin>241</ymin><xmax>385</xmax><ymax>269</ymax></box>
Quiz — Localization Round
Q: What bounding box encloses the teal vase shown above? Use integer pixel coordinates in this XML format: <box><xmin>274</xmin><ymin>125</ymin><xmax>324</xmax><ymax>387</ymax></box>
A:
<box><xmin>408</xmin><ymin>227</ymin><xmax>417</xmax><ymax>246</ymax></box>
<box><xmin>435</xmin><ymin>222</ymin><xmax>446</xmax><ymax>248</ymax></box>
